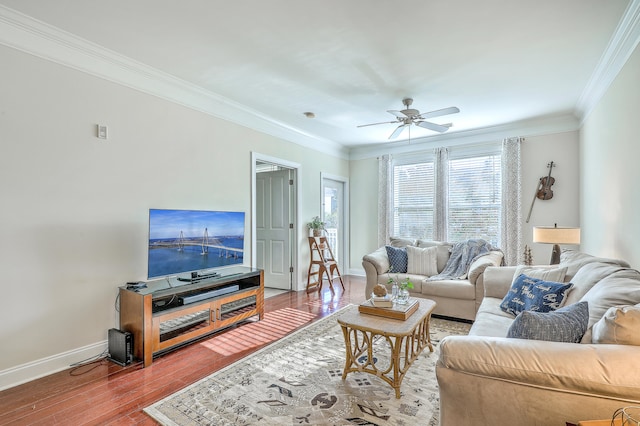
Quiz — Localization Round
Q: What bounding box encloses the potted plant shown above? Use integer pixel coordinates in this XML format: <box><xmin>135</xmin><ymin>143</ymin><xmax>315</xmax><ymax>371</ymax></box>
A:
<box><xmin>307</xmin><ymin>216</ymin><xmax>325</xmax><ymax>237</ymax></box>
<box><xmin>397</xmin><ymin>277</ymin><xmax>414</xmax><ymax>305</ymax></box>
<box><xmin>386</xmin><ymin>266</ymin><xmax>400</xmax><ymax>300</ymax></box>
<box><xmin>386</xmin><ymin>267</ymin><xmax>414</xmax><ymax>304</ymax></box>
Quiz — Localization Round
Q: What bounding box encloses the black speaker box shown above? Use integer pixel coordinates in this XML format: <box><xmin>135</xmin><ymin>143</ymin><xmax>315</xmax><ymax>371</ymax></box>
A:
<box><xmin>108</xmin><ymin>328</ymin><xmax>133</xmax><ymax>366</ymax></box>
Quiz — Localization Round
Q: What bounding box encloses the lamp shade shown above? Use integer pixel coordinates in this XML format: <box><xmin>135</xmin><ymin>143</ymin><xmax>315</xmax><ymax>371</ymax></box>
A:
<box><xmin>533</xmin><ymin>226</ymin><xmax>581</xmax><ymax>245</ymax></box>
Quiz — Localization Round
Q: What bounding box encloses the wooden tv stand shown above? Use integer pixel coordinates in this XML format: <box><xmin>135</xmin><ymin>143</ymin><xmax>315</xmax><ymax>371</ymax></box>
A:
<box><xmin>119</xmin><ymin>266</ymin><xmax>264</xmax><ymax>367</ymax></box>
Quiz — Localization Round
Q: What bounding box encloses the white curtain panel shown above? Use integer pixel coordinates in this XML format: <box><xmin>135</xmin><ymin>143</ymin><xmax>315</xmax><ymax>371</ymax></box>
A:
<box><xmin>433</xmin><ymin>147</ymin><xmax>449</xmax><ymax>242</ymax></box>
<box><xmin>378</xmin><ymin>154</ymin><xmax>392</xmax><ymax>247</ymax></box>
<box><xmin>501</xmin><ymin>137</ymin><xmax>523</xmax><ymax>265</ymax></box>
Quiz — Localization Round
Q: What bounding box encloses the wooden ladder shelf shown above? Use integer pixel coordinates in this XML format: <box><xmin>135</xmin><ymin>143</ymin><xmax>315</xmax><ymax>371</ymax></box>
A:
<box><xmin>306</xmin><ymin>236</ymin><xmax>345</xmax><ymax>293</ymax></box>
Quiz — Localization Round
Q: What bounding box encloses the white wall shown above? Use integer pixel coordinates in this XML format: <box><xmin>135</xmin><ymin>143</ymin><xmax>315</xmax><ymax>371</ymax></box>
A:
<box><xmin>521</xmin><ymin>132</ymin><xmax>580</xmax><ymax>264</ymax></box>
<box><xmin>0</xmin><ymin>45</ymin><xmax>348</xmax><ymax>388</ymax></box>
<box><xmin>348</xmin><ymin>132</ymin><xmax>581</xmax><ymax>271</ymax></box>
<box><xmin>580</xmin><ymin>42</ymin><xmax>640</xmax><ymax>267</ymax></box>
<box><xmin>348</xmin><ymin>157</ymin><xmax>379</xmax><ymax>273</ymax></box>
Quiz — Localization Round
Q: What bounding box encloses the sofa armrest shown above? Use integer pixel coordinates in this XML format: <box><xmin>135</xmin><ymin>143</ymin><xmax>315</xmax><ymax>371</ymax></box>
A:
<box><xmin>362</xmin><ymin>246</ymin><xmax>389</xmax><ymax>275</ymax></box>
<box><xmin>362</xmin><ymin>247</ymin><xmax>389</xmax><ymax>297</ymax></box>
<box><xmin>467</xmin><ymin>252</ymin><xmax>504</xmax><ymax>312</ymax></box>
<box><xmin>467</xmin><ymin>251</ymin><xmax>504</xmax><ymax>285</ymax></box>
<box><xmin>438</xmin><ymin>335</ymin><xmax>640</xmax><ymax>400</ymax></box>
<box><xmin>483</xmin><ymin>266</ymin><xmax>517</xmax><ymax>298</ymax></box>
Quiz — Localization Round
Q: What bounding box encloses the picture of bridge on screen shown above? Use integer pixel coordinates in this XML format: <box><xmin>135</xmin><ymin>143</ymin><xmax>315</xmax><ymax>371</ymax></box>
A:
<box><xmin>147</xmin><ymin>208</ymin><xmax>245</xmax><ymax>280</ymax></box>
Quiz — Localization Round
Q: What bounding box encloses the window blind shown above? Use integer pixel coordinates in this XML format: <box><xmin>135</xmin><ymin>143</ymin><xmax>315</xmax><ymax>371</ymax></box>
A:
<box><xmin>389</xmin><ymin>145</ymin><xmax>502</xmax><ymax>245</ymax></box>
<box><xmin>447</xmin><ymin>154</ymin><xmax>501</xmax><ymax>245</ymax></box>
<box><xmin>392</xmin><ymin>157</ymin><xmax>434</xmax><ymax>239</ymax></box>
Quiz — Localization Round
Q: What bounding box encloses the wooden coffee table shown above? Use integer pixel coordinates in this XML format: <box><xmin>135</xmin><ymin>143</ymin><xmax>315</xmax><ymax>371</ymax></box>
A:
<box><xmin>338</xmin><ymin>299</ymin><xmax>437</xmax><ymax>398</ymax></box>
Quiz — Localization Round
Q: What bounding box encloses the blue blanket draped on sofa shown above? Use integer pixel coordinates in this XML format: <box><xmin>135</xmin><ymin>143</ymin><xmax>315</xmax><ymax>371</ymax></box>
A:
<box><xmin>427</xmin><ymin>238</ymin><xmax>500</xmax><ymax>281</ymax></box>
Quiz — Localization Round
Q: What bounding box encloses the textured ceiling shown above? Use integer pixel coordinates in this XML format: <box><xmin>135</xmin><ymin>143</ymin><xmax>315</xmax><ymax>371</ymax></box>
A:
<box><xmin>0</xmin><ymin>0</ymin><xmax>633</xmax><ymax>150</ymax></box>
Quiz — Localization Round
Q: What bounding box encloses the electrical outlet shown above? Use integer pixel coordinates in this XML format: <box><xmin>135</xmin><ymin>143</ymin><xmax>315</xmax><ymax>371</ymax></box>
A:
<box><xmin>97</xmin><ymin>124</ymin><xmax>108</xmax><ymax>139</ymax></box>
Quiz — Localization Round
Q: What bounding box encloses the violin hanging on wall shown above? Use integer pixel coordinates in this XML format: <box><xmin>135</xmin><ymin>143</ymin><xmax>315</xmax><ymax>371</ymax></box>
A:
<box><xmin>526</xmin><ymin>161</ymin><xmax>555</xmax><ymax>223</ymax></box>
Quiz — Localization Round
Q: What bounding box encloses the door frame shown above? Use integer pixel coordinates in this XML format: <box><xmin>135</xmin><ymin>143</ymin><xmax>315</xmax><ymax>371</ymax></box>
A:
<box><xmin>251</xmin><ymin>152</ymin><xmax>301</xmax><ymax>290</ymax></box>
<box><xmin>320</xmin><ymin>172</ymin><xmax>350</xmax><ymax>273</ymax></box>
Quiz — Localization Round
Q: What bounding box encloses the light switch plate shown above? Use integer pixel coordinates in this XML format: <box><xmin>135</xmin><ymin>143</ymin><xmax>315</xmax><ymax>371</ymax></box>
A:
<box><xmin>97</xmin><ymin>124</ymin><xmax>108</xmax><ymax>139</ymax></box>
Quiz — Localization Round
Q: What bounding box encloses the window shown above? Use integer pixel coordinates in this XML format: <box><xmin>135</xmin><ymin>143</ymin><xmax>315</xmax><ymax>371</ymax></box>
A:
<box><xmin>447</xmin><ymin>154</ymin><xmax>501</xmax><ymax>245</ymax></box>
<box><xmin>390</xmin><ymin>146</ymin><xmax>501</xmax><ymax>246</ymax></box>
<box><xmin>392</xmin><ymin>159</ymin><xmax>434</xmax><ymax>238</ymax></box>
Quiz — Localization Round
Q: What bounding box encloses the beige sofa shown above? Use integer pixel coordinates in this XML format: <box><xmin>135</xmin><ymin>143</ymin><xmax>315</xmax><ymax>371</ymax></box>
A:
<box><xmin>362</xmin><ymin>238</ymin><xmax>503</xmax><ymax>321</ymax></box>
<box><xmin>437</xmin><ymin>250</ymin><xmax>640</xmax><ymax>425</ymax></box>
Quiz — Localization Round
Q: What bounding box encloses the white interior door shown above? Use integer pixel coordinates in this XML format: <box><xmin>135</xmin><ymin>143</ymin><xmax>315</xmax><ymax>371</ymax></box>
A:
<box><xmin>256</xmin><ymin>169</ymin><xmax>292</xmax><ymax>290</ymax></box>
<box><xmin>322</xmin><ymin>176</ymin><xmax>347</xmax><ymax>270</ymax></box>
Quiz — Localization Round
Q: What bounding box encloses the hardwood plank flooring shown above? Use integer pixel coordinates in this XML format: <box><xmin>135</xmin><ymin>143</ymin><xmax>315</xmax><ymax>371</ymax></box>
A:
<box><xmin>0</xmin><ymin>276</ymin><xmax>367</xmax><ymax>425</ymax></box>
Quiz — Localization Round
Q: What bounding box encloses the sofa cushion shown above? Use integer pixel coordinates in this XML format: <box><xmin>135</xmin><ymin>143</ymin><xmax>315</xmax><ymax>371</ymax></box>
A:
<box><xmin>500</xmin><ymin>274</ymin><xmax>573</xmax><ymax>316</ymax></box>
<box><xmin>421</xmin><ymin>279</ymin><xmax>475</xmax><ymax>300</ymax></box>
<box><xmin>385</xmin><ymin>245</ymin><xmax>408</xmax><ymax>273</ymax></box>
<box><xmin>511</xmin><ymin>265</ymin><xmax>567</xmax><ymax>284</ymax></box>
<box><xmin>579</xmin><ymin>268</ymin><xmax>640</xmax><ymax>343</ymax></box>
<box><xmin>470</xmin><ymin>297</ymin><xmax>515</xmax><ymax>337</ymax></box>
<box><xmin>506</xmin><ymin>301</ymin><xmax>589</xmax><ymax>343</ymax></box>
<box><xmin>483</xmin><ymin>266</ymin><xmax>519</xmax><ymax>299</ymax></box>
<box><xmin>406</xmin><ymin>245</ymin><xmax>438</xmax><ymax>276</ymax></box>
<box><xmin>564</xmin><ymin>262</ymin><xmax>628</xmax><ymax>306</ymax></box>
<box><xmin>389</xmin><ymin>236</ymin><xmax>415</xmax><ymax>248</ymax></box>
<box><xmin>383</xmin><ymin>273</ymin><xmax>428</xmax><ymax>293</ymax></box>
<box><xmin>416</xmin><ymin>240</ymin><xmax>452</xmax><ymax>273</ymax></box>
<box><xmin>592</xmin><ymin>304</ymin><xmax>640</xmax><ymax>346</ymax></box>
<box><xmin>560</xmin><ymin>249</ymin><xmax>630</xmax><ymax>281</ymax></box>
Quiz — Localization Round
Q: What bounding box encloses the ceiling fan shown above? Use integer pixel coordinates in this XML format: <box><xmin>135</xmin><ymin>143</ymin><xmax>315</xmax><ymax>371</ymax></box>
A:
<box><xmin>358</xmin><ymin>98</ymin><xmax>460</xmax><ymax>139</ymax></box>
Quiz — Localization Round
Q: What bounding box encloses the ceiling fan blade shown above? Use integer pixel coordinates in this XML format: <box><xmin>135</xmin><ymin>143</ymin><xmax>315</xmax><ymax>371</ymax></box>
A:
<box><xmin>418</xmin><ymin>106</ymin><xmax>460</xmax><ymax>119</ymax></box>
<box><xmin>387</xmin><ymin>109</ymin><xmax>409</xmax><ymax>119</ymax></box>
<box><xmin>389</xmin><ymin>124</ymin><xmax>409</xmax><ymax>139</ymax></box>
<box><xmin>416</xmin><ymin>121</ymin><xmax>452</xmax><ymax>133</ymax></box>
<box><xmin>357</xmin><ymin>120</ymin><xmax>399</xmax><ymax>128</ymax></box>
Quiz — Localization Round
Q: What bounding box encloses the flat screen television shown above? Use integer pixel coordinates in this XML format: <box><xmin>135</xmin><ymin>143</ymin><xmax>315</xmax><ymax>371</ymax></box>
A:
<box><xmin>147</xmin><ymin>208</ymin><xmax>245</xmax><ymax>280</ymax></box>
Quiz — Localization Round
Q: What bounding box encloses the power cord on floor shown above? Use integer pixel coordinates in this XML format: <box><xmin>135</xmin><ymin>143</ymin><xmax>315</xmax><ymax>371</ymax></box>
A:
<box><xmin>69</xmin><ymin>349</ymin><xmax>110</xmax><ymax>376</ymax></box>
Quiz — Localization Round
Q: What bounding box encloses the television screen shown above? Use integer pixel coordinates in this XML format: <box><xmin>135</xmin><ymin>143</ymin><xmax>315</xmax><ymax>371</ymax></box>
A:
<box><xmin>148</xmin><ymin>209</ymin><xmax>245</xmax><ymax>279</ymax></box>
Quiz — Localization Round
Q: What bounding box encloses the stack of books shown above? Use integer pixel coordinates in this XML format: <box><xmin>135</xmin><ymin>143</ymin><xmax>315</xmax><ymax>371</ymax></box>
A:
<box><xmin>359</xmin><ymin>298</ymin><xmax>419</xmax><ymax>320</ymax></box>
<box><xmin>371</xmin><ymin>296</ymin><xmax>393</xmax><ymax>307</ymax></box>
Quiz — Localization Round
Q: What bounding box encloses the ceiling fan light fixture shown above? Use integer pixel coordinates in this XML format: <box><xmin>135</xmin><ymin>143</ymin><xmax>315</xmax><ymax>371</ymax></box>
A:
<box><xmin>358</xmin><ymin>97</ymin><xmax>460</xmax><ymax>139</ymax></box>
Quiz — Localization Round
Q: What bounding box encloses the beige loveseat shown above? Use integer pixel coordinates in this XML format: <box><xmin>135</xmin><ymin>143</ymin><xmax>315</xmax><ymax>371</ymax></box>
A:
<box><xmin>362</xmin><ymin>238</ymin><xmax>503</xmax><ymax>321</ymax></box>
<box><xmin>437</xmin><ymin>250</ymin><xmax>640</xmax><ymax>425</ymax></box>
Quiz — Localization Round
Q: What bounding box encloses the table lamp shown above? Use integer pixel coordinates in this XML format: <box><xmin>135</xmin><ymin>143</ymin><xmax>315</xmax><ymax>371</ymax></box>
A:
<box><xmin>533</xmin><ymin>224</ymin><xmax>581</xmax><ymax>264</ymax></box>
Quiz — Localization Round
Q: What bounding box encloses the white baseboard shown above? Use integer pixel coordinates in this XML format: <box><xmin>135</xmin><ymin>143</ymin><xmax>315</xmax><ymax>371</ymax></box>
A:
<box><xmin>348</xmin><ymin>267</ymin><xmax>365</xmax><ymax>276</ymax></box>
<box><xmin>0</xmin><ymin>268</ymin><xmax>365</xmax><ymax>391</ymax></box>
<box><xmin>0</xmin><ymin>340</ymin><xmax>108</xmax><ymax>391</ymax></box>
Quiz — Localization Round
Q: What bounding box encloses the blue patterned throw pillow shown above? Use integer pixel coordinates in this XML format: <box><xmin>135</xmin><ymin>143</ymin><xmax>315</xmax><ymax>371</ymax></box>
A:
<box><xmin>507</xmin><ymin>301</ymin><xmax>589</xmax><ymax>343</ymax></box>
<box><xmin>500</xmin><ymin>274</ymin><xmax>573</xmax><ymax>316</ymax></box>
<box><xmin>385</xmin><ymin>245</ymin><xmax>408</xmax><ymax>273</ymax></box>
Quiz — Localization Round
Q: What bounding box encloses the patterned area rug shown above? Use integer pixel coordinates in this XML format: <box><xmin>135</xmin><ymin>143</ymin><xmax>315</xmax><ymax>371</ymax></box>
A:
<box><xmin>144</xmin><ymin>306</ymin><xmax>470</xmax><ymax>426</ymax></box>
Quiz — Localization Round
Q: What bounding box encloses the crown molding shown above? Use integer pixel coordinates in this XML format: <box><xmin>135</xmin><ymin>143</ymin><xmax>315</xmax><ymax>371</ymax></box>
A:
<box><xmin>348</xmin><ymin>113</ymin><xmax>580</xmax><ymax>161</ymax></box>
<box><xmin>575</xmin><ymin>0</ymin><xmax>640</xmax><ymax>121</ymax></box>
<box><xmin>1</xmin><ymin>2</ymin><xmax>637</xmax><ymax>161</ymax></box>
<box><xmin>0</xmin><ymin>5</ymin><xmax>349</xmax><ymax>160</ymax></box>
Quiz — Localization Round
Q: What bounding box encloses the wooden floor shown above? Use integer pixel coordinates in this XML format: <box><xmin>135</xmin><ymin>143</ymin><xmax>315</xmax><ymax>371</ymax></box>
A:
<box><xmin>0</xmin><ymin>276</ymin><xmax>367</xmax><ymax>426</ymax></box>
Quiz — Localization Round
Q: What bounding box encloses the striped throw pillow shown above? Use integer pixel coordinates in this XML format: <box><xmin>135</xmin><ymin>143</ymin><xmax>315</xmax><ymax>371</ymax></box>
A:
<box><xmin>406</xmin><ymin>245</ymin><xmax>438</xmax><ymax>276</ymax></box>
